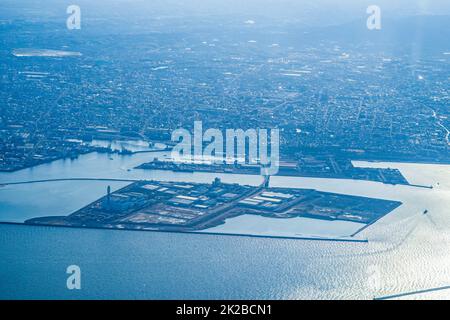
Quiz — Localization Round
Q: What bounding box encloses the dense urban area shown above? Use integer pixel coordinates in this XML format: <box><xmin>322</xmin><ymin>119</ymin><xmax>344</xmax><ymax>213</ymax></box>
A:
<box><xmin>1</xmin><ymin>16</ymin><xmax>449</xmax><ymax>175</ymax></box>
<box><xmin>1</xmin><ymin>13</ymin><xmax>449</xmax><ymax>235</ymax></box>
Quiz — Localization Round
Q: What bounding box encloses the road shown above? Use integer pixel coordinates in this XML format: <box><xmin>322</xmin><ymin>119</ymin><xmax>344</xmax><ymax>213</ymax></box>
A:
<box><xmin>430</xmin><ymin>108</ymin><xmax>450</xmax><ymax>145</ymax></box>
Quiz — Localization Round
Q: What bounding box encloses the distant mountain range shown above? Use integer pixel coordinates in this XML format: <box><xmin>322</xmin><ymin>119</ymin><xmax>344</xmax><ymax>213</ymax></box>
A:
<box><xmin>307</xmin><ymin>15</ymin><xmax>450</xmax><ymax>53</ymax></box>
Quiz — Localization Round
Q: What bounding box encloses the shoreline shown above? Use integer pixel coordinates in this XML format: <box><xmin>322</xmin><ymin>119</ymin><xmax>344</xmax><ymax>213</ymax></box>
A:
<box><xmin>0</xmin><ymin>144</ymin><xmax>169</xmax><ymax>174</ymax></box>
<box><xmin>1</xmin><ymin>145</ymin><xmax>450</xmax><ymax>174</ymax></box>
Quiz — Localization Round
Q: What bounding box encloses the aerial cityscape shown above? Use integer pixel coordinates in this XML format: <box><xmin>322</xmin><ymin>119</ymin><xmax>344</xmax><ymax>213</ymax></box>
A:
<box><xmin>0</xmin><ymin>0</ymin><xmax>449</xmax><ymax>302</ymax></box>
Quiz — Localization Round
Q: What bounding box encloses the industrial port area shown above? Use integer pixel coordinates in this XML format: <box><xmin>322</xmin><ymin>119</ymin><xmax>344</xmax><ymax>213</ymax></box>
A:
<box><xmin>26</xmin><ymin>178</ymin><xmax>402</xmax><ymax>236</ymax></box>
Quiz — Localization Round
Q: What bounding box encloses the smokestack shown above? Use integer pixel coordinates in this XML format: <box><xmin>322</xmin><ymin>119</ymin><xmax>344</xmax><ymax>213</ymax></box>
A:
<box><xmin>107</xmin><ymin>185</ymin><xmax>111</xmax><ymax>207</ymax></box>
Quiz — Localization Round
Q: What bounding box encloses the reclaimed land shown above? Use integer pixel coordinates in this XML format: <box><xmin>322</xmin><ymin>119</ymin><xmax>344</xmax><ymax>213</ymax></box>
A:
<box><xmin>26</xmin><ymin>178</ymin><xmax>402</xmax><ymax>241</ymax></box>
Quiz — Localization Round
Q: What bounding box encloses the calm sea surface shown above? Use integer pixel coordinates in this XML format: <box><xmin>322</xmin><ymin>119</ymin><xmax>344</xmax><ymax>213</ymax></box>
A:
<box><xmin>1</xmin><ymin>151</ymin><xmax>449</xmax><ymax>299</ymax></box>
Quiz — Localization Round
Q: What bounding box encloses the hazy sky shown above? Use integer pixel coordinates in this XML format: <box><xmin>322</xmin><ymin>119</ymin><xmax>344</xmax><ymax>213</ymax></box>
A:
<box><xmin>80</xmin><ymin>0</ymin><xmax>450</xmax><ymax>17</ymax></box>
<box><xmin>2</xmin><ymin>0</ymin><xmax>450</xmax><ymax>26</ymax></box>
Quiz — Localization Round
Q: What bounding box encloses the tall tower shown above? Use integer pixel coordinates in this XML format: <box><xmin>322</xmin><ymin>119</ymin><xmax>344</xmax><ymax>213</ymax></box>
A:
<box><xmin>264</xmin><ymin>175</ymin><xmax>270</xmax><ymax>188</ymax></box>
<box><xmin>107</xmin><ymin>185</ymin><xmax>111</xmax><ymax>207</ymax></box>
